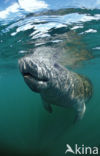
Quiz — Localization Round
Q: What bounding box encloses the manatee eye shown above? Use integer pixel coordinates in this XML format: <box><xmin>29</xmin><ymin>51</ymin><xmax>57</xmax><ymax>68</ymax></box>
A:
<box><xmin>54</xmin><ymin>63</ymin><xmax>60</xmax><ymax>69</ymax></box>
<box><xmin>54</xmin><ymin>63</ymin><xmax>62</xmax><ymax>72</ymax></box>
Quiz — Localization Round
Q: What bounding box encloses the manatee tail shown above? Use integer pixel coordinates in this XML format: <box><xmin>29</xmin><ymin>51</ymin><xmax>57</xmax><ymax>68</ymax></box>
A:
<box><xmin>73</xmin><ymin>102</ymin><xmax>86</xmax><ymax>123</ymax></box>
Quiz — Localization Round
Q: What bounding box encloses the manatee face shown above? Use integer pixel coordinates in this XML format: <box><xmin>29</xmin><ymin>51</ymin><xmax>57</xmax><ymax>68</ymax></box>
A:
<box><xmin>19</xmin><ymin>54</ymin><xmax>64</xmax><ymax>93</ymax></box>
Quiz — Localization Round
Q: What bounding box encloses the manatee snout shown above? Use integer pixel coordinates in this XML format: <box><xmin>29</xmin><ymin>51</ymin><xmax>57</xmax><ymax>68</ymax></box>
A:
<box><xmin>19</xmin><ymin>57</ymin><xmax>38</xmax><ymax>77</ymax></box>
<box><xmin>18</xmin><ymin>56</ymin><xmax>49</xmax><ymax>92</ymax></box>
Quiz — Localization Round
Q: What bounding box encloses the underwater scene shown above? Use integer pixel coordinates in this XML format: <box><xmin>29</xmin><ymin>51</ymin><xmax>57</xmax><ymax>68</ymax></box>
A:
<box><xmin>0</xmin><ymin>0</ymin><xmax>100</xmax><ymax>155</ymax></box>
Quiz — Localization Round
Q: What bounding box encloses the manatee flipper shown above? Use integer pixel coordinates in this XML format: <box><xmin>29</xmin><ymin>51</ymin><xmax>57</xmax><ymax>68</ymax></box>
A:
<box><xmin>74</xmin><ymin>101</ymin><xmax>86</xmax><ymax>123</ymax></box>
<box><xmin>42</xmin><ymin>100</ymin><xmax>53</xmax><ymax>113</ymax></box>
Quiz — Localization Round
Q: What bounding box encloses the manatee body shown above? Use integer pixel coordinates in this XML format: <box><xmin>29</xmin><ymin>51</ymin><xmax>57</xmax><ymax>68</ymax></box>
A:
<box><xmin>19</xmin><ymin>47</ymin><xmax>92</xmax><ymax>121</ymax></box>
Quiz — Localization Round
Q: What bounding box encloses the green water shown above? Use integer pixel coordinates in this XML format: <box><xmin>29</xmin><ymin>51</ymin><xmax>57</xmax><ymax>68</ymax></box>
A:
<box><xmin>0</xmin><ymin>61</ymin><xmax>100</xmax><ymax>155</ymax></box>
<box><xmin>0</xmin><ymin>1</ymin><xmax>100</xmax><ymax>156</ymax></box>
<box><xmin>0</xmin><ymin>46</ymin><xmax>100</xmax><ymax>156</ymax></box>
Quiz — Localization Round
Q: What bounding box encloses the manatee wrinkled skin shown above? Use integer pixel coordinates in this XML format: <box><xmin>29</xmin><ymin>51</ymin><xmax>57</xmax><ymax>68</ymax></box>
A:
<box><xmin>19</xmin><ymin>47</ymin><xmax>92</xmax><ymax>121</ymax></box>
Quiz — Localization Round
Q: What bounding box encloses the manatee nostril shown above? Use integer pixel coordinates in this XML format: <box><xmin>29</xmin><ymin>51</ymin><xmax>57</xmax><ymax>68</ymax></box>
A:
<box><xmin>18</xmin><ymin>59</ymin><xmax>21</xmax><ymax>65</ymax></box>
<box><xmin>18</xmin><ymin>58</ymin><xmax>23</xmax><ymax>72</ymax></box>
<box><xmin>18</xmin><ymin>58</ymin><xmax>24</xmax><ymax>67</ymax></box>
<box><xmin>18</xmin><ymin>58</ymin><xmax>27</xmax><ymax>74</ymax></box>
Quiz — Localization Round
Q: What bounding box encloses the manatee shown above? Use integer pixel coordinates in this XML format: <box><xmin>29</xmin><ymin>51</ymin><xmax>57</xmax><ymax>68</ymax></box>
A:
<box><xmin>18</xmin><ymin>45</ymin><xmax>92</xmax><ymax>121</ymax></box>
